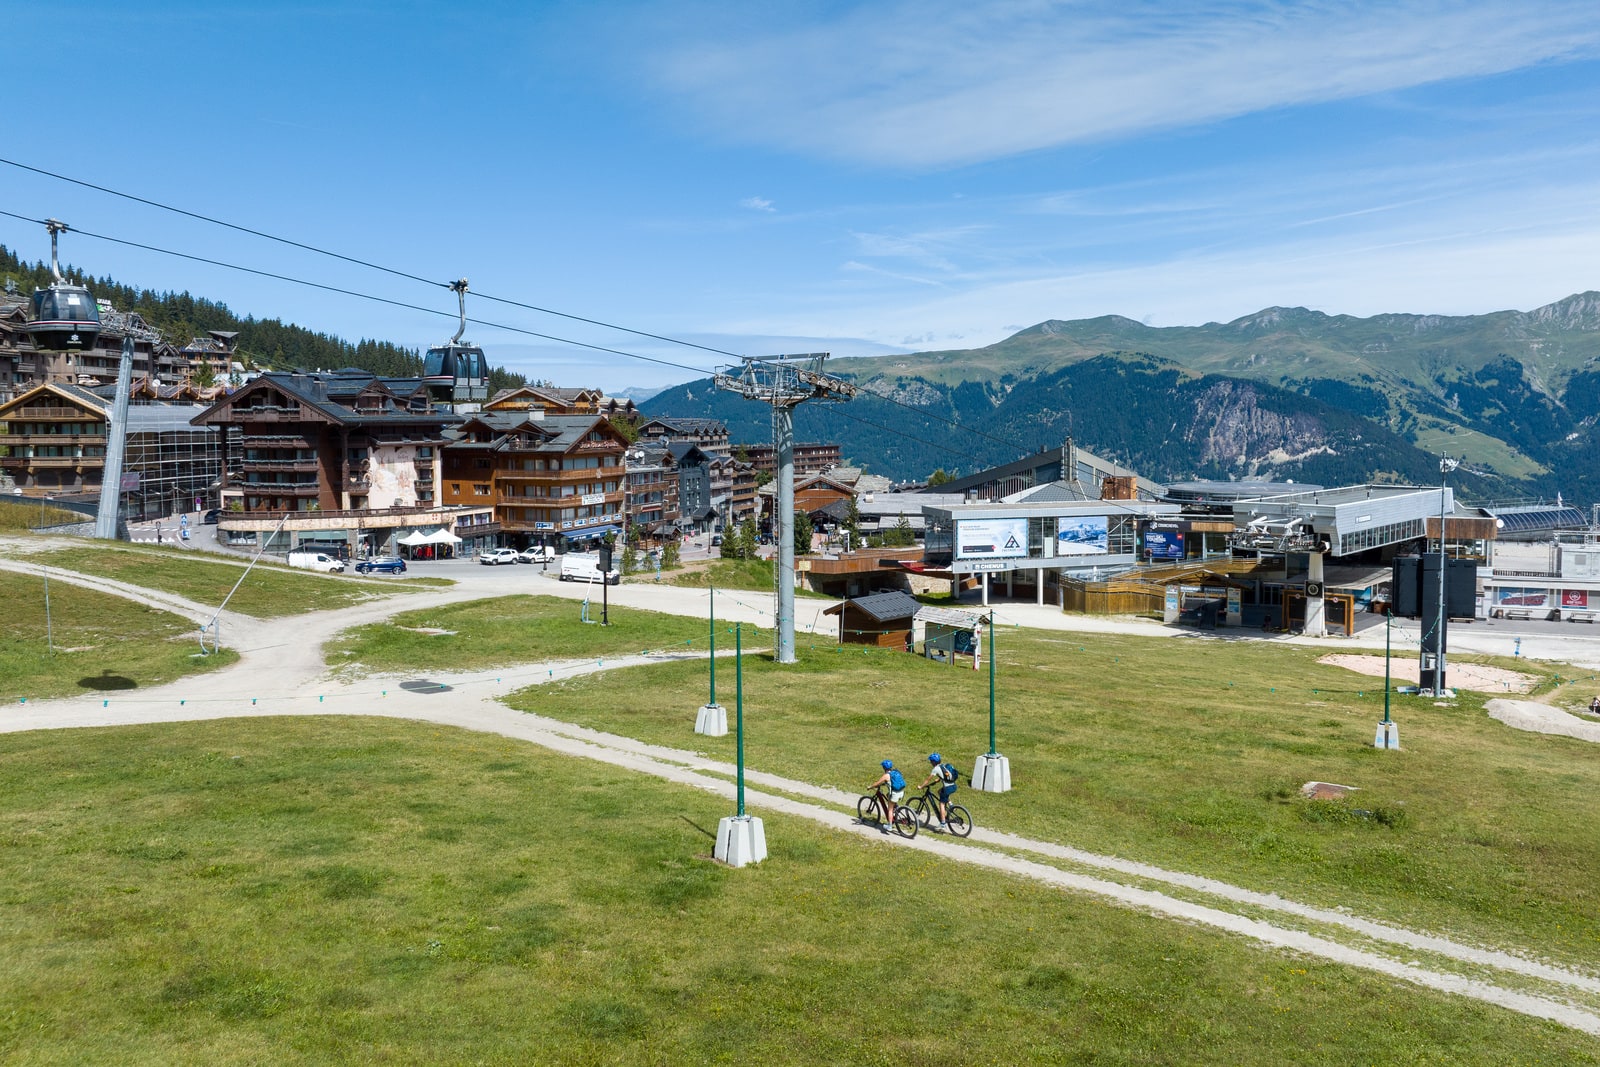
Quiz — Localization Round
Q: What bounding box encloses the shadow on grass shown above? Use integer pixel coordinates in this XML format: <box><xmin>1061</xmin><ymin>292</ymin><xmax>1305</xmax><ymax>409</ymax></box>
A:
<box><xmin>679</xmin><ymin>815</ymin><xmax>717</xmax><ymax>840</ymax></box>
<box><xmin>78</xmin><ymin>671</ymin><xmax>137</xmax><ymax>691</ymax></box>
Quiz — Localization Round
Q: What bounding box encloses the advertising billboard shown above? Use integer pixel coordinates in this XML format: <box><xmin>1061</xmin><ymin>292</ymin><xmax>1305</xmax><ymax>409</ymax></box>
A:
<box><xmin>1495</xmin><ymin>587</ymin><xmax>1548</xmax><ymax>607</ymax></box>
<box><xmin>1143</xmin><ymin>529</ymin><xmax>1185</xmax><ymax>560</ymax></box>
<box><xmin>956</xmin><ymin>518</ymin><xmax>1028</xmax><ymax>559</ymax></box>
<box><xmin>1056</xmin><ymin>516</ymin><xmax>1108</xmax><ymax>556</ymax></box>
<box><xmin>1562</xmin><ymin>589</ymin><xmax>1589</xmax><ymax>609</ymax></box>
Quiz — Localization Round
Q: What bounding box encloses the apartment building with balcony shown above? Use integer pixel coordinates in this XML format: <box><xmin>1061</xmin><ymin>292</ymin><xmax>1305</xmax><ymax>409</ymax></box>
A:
<box><xmin>441</xmin><ymin>407</ymin><xmax>630</xmax><ymax>549</ymax></box>
<box><xmin>191</xmin><ymin>369</ymin><xmax>448</xmax><ymax>513</ymax></box>
<box><xmin>0</xmin><ymin>381</ymin><xmax>229</xmax><ymax>520</ymax></box>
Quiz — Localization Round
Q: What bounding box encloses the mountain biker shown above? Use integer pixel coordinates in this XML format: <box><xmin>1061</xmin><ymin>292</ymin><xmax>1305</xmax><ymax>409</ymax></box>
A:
<box><xmin>869</xmin><ymin>759</ymin><xmax>905</xmax><ymax>831</ymax></box>
<box><xmin>920</xmin><ymin>753</ymin><xmax>958</xmax><ymax>830</ymax></box>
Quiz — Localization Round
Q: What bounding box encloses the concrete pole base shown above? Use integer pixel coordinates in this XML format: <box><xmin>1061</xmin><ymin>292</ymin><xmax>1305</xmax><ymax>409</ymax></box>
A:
<box><xmin>971</xmin><ymin>752</ymin><xmax>1012</xmax><ymax>793</ymax></box>
<box><xmin>1373</xmin><ymin>721</ymin><xmax>1400</xmax><ymax>750</ymax></box>
<box><xmin>695</xmin><ymin>703</ymin><xmax>728</xmax><ymax>736</ymax></box>
<box><xmin>714</xmin><ymin>815</ymin><xmax>767</xmax><ymax>867</ymax></box>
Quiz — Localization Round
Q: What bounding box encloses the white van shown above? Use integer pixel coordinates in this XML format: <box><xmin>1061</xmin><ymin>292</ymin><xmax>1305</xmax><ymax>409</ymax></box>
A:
<box><xmin>287</xmin><ymin>549</ymin><xmax>346</xmax><ymax>574</ymax></box>
<box><xmin>559</xmin><ymin>551</ymin><xmax>620</xmax><ymax>585</ymax></box>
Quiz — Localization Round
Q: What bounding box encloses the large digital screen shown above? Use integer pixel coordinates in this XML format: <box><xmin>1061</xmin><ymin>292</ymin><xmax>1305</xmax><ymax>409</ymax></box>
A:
<box><xmin>1056</xmin><ymin>515</ymin><xmax>1109</xmax><ymax>556</ymax></box>
<box><xmin>956</xmin><ymin>518</ymin><xmax>1028</xmax><ymax>559</ymax></box>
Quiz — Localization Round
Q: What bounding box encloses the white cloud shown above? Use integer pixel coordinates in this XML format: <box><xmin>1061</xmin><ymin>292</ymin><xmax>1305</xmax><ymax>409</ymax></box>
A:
<box><xmin>649</xmin><ymin>1</ymin><xmax>1600</xmax><ymax>167</ymax></box>
<box><xmin>739</xmin><ymin>196</ymin><xmax>775</xmax><ymax>212</ymax></box>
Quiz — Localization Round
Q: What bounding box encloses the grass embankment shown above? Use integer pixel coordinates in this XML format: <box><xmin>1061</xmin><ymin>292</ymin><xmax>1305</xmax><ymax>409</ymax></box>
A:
<box><xmin>655</xmin><ymin>556</ymin><xmax>831</xmax><ymax>597</ymax></box>
<box><xmin>3</xmin><ymin>575</ymin><xmax>237</xmax><ymax>699</ymax></box>
<box><xmin>0</xmin><ymin>499</ymin><xmax>85</xmax><ymax>531</ymax></box>
<box><xmin>33</xmin><ymin>544</ymin><xmax>449</xmax><ymax>618</ymax></box>
<box><xmin>2</xmin><ymin>717</ymin><xmax>1594</xmax><ymax>1065</ymax></box>
<box><xmin>502</xmin><ymin>626</ymin><xmax>1600</xmax><ymax>972</ymax></box>
<box><xmin>327</xmin><ymin>595</ymin><xmax>716</xmax><ymax>673</ymax></box>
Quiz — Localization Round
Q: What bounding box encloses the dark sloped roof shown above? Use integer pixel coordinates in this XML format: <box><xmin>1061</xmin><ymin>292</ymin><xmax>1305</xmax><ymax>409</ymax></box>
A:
<box><xmin>823</xmin><ymin>590</ymin><xmax>921</xmax><ymax>621</ymax></box>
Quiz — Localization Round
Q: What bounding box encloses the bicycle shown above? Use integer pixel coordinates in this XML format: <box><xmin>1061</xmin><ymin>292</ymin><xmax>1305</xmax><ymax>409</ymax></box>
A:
<box><xmin>856</xmin><ymin>785</ymin><xmax>919</xmax><ymax>838</ymax></box>
<box><xmin>906</xmin><ymin>784</ymin><xmax>972</xmax><ymax>837</ymax></box>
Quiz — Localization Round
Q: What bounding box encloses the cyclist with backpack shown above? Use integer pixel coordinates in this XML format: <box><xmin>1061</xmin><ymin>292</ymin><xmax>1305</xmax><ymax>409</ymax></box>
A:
<box><xmin>920</xmin><ymin>753</ymin><xmax>960</xmax><ymax>831</ymax></box>
<box><xmin>869</xmin><ymin>759</ymin><xmax>906</xmax><ymax>831</ymax></box>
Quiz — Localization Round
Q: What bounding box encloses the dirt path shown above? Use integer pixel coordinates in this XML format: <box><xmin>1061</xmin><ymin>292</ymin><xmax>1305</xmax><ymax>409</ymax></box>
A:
<box><xmin>6</xmin><ymin>556</ymin><xmax>1600</xmax><ymax>1036</ymax></box>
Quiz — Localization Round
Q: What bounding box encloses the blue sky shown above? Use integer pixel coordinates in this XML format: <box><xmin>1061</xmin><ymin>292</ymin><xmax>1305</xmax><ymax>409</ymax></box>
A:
<box><xmin>5</xmin><ymin>1</ymin><xmax>1600</xmax><ymax>391</ymax></box>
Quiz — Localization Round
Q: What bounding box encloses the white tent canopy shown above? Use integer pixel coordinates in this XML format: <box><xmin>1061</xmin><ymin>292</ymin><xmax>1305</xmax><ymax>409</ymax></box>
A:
<box><xmin>397</xmin><ymin>527</ymin><xmax>462</xmax><ymax>546</ymax></box>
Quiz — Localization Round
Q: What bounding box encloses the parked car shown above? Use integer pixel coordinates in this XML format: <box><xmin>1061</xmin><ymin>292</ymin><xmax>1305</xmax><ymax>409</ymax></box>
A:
<box><xmin>354</xmin><ymin>555</ymin><xmax>407</xmax><ymax>575</ymax></box>
<box><xmin>517</xmin><ymin>545</ymin><xmax>555</xmax><ymax>564</ymax></box>
<box><xmin>480</xmin><ymin>547</ymin><xmax>520</xmax><ymax>566</ymax></box>
<box><xmin>201</xmin><ymin>508</ymin><xmax>221</xmax><ymax>525</ymax></box>
<box><xmin>710</xmin><ymin>534</ymin><xmax>723</xmax><ymax>546</ymax></box>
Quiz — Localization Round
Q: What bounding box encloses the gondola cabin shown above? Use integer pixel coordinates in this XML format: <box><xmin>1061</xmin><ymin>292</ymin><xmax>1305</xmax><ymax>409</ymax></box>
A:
<box><xmin>28</xmin><ymin>218</ymin><xmax>102</xmax><ymax>352</ymax></box>
<box><xmin>422</xmin><ymin>342</ymin><xmax>488</xmax><ymax>406</ymax></box>
<box><xmin>28</xmin><ymin>283</ymin><xmax>101</xmax><ymax>351</ymax></box>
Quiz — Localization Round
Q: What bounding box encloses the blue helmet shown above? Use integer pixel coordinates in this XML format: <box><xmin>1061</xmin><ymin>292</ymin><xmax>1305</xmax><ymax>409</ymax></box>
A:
<box><xmin>929</xmin><ymin>753</ymin><xmax>942</xmax><ymax>763</ymax></box>
<box><xmin>881</xmin><ymin>759</ymin><xmax>894</xmax><ymax>770</ymax></box>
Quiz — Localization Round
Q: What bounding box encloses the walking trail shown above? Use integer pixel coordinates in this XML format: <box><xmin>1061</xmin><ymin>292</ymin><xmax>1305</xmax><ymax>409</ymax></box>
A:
<box><xmin>6</xmin><ymin>551</ymin><xmax>1600</xmax><ymax>1037</ymax></box>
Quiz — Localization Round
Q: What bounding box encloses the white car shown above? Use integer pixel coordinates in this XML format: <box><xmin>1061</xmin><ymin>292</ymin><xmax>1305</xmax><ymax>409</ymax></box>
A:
<box><xmin>480</xmin><ymin>547</ymin><xmax>520</xmax><ymax>566</ymax></box>
<box><xmin>517</xmin><ymin>546</ymin><xmax>555</xmax><ymax>564</ymax></box>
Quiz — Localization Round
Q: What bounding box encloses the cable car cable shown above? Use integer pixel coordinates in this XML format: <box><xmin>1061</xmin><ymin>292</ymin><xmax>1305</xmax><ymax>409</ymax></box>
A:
<box><xmin>0</xmin><ymin>156</ymin><xmax>741</xmax><ymax>360</ymax></box>
<box><xmin>2</xmin><ymin>198</ymin><xmax>1045</xmax><ymax>459</ymax></box>
<box><xmin>0</xmin><ymin>207</ymin><xmax>723</xmax><ymax>378</ymax></box>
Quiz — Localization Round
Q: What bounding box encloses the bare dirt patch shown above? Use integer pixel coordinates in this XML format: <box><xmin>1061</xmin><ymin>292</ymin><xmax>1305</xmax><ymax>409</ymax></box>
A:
<box><xmin>1485</xmin><ymin>699</ymin><xmax>1600</xmax><ymax>743</ymax></box>
<box><xmin>1317</xmin><ymin>654</ymin><xmax>1535</xmax><ymax>694</ymax></box>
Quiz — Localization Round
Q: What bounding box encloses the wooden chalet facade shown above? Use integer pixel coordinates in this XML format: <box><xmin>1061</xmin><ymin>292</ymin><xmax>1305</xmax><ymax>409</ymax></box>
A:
<box><xmin>191</xmin><ymin>370</ymin><xmax>448</xmax><ymax>513</ymax></box>
<box><xmin>441</xmin><ymin>399</ymin><xmax>629</xmax><ymax>548</ymax></box>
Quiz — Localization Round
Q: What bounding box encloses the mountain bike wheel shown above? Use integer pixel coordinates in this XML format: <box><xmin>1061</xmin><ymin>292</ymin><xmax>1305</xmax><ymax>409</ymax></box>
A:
<box><xmin>892</xmin><ymin>806</ymin><xmax>919</xmax><ymax>839</ymax></box>
<box><xmin>857</xmin><ymin>795</ymin><xmax>881</xmax><ymax>824</ymax></box>
<box><xmin>945</xmin><ymin>805</ymin><xmax>972</xmax><ymax>838</ymax></box>
<box><xmin>905</xmin><ymin>795</ymin><xmax>931</xmax><ymax>826</ymax></box>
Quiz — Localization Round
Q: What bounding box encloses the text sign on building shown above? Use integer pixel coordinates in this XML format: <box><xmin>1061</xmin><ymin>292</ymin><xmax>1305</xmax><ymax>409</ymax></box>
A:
<box><xmin>956</xmin><ymin>518</ymin><xmax>1028</xmax><ymax>560</ymax></box>
<box><xmin>580</xmin><ymin>493</ymin><xmax>604</xmax><ymax>506</ymax></box>
<box><xmin>1056</xmin><ymin>516</ymin><xmax>1108</xmax><ymax>556</ymax></box>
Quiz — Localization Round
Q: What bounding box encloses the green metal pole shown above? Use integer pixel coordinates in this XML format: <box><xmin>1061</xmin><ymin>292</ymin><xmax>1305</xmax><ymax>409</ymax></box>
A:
<box><xmin>987</xmin><ymin>614</ymin><xmax>997</xmax><ymax>755</ymax></box>
<box><xmin>735</xmin><ymin>623</ymin><xmax>745</xmax><ymax>817</ymax></box>
<box><xmin>708</xmin><ymin>587</ymin><xmax>716</xmax><ymax>707</ymax></box>
<box><xmin>1383</xmin><ymin>608</ymin><xmax>1392</xmax><ymax>724</ymax></box>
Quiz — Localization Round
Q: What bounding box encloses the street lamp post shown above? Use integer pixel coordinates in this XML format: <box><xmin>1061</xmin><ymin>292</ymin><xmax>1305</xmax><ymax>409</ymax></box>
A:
<box><xmin>971</xmin><ymin>612</ymin><xmax>1012</xmax><ymax>792</ymax></box>
<box><xmin>695</xmin><ymin>586</ymin><xmax>728</xmax><ymax>735</ymax></box>
<box><xmin>1375</xmin><ymin>606</ymin><xmax>1399</xmax><ymax>749</ymax></box>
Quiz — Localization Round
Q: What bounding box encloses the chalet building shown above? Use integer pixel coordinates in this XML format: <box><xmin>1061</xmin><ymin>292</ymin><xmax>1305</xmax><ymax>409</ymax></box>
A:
<box><xmin>0</xmin><ymin>381</ymin><xmax>229</xmax><ymax>518</ymax></box>
<box><xmin>623</xmin><ymin>444</ymin><xmax>680</xmax><ymax>540</ymax></box>
<box><xmin>441</xmin><ymin>405</ymin><xmax>629</xmax><ymax>550</ymax></box>
<box><xmin>667</xmin><ymin>441</ymin><xmax>719</xmax><ymax>533</ymax></box>
<box><xmin>191</xmin><ymin>369</ymin><xmax>447</xmax><ymax>513</ymax></box>
<box><xmin>178</xmin><ymin>330</ymin><xmax>240</xmax><ymax>382</ymax></box>
<box><xmin>737</xmin><ymin>441</ymin><xmax>840</xmax><ymax>478</ymax></box>
<box><xmin>729</xmin><ymin>460</ymin><xmax>758</xmax><ymax>523</ymax></box>
<box><xmin>486</xmin><ymin>384</ymin><xmax>610</xmax><ymax>416</ymax></box>
<box><xmin>636</xmin><ymin>416</ymin><xmax>730</xmax><ymax>460</ymax></box>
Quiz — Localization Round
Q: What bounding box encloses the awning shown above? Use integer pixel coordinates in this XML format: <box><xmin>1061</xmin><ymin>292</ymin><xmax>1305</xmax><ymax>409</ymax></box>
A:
<box><xmin>397</xmin><ymin>527</ymin><xmax>463</xmax><ymax>546</ymax></box>
<box><xmin>566</xmin><ymin>525</ymin><xmax>620</xmax><ymax>542</ymax></box>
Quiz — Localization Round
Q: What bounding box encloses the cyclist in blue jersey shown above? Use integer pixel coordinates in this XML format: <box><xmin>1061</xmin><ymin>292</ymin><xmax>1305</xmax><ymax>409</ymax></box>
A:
<box><xmin>869</xmin><ymin>759</ymin><xmax>906</xmax><ymax>831</ymax></box>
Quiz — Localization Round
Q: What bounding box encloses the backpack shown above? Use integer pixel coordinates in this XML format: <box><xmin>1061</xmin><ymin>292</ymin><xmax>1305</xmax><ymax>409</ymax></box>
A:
<box><xmin>940</xmin><ymin>762</ymin><xmax>960</xmax><ymax>784</ymax></box>
<box><xmin>889</xmin><ymin>769</ymin><xmax>906</xmax><ymax>791</ymax></box>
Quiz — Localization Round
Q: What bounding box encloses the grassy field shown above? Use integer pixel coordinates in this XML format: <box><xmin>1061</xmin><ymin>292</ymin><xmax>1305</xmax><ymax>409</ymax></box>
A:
<box><xmin>656</xmin><ymin>556</ymin><xmax>832</xmax><ymax>597</ymax></box>
<box><xmin>327</xmin><ymin>595</ymin><xmax>720</xmax><ymax>674</ymax></box>
<box><xmin>504</xmin><ymin>626</ymin><xmax>1600</xmax><ymax>974</ymax></box>
<box><xmin>2</xmin><ymin>716</ymin><xmax>1595</xmax><ymax>1065</ymax></box>
<box><xmin>3</xmin><ymin>574</ymin><xmax>237</xmax><ymax>700</ymax></box>
<box><xmin>0</xmin><ymin>499</ymin><xmax>86</xmax><ymax>531</ymax></box>
<box><xmin>29</xmin><ymin>544</ymin><xmax>448</xmax><ymax>617</ymax></box>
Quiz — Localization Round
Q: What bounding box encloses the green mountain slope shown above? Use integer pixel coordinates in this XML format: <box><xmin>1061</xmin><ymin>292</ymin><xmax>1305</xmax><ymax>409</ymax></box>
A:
<box><xmin>649</xmin><ymin>294</ymin><xmax>1600</xmax><ymax>503</ymax></box>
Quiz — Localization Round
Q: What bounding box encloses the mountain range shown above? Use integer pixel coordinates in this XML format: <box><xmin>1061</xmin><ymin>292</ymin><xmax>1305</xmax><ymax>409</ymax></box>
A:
<box><xmin>642</xmin><ymin>293</ymin><xmax>1600</xmax><ymax>505</ymax></box>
